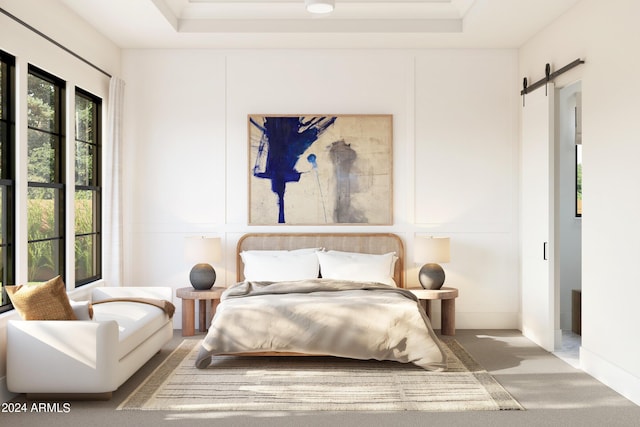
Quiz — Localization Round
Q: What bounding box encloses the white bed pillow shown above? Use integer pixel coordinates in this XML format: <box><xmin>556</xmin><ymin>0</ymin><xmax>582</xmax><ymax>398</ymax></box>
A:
<box><xmin>240</xmin><ymin>248</ymin><xmax>321</xmax><ymax>281</ymax></box>
<box><xmin>317</xmin><ymin>250</ymin><xmax>398</xmax><ymax>287</ymax></box>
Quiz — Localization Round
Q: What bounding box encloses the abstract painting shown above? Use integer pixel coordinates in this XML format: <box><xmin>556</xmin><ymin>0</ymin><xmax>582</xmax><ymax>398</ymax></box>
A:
<box><xmin>248</xmin><ymin>114</ymin><xmax>393</xmax><ymax>225</ymax></box>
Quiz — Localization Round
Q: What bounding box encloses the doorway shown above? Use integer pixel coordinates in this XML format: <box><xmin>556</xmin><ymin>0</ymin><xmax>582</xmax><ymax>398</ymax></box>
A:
<box><xmin>553</xmin><ymin>81</ymin><xmax>582</xmax><ymax>367</ymax></box>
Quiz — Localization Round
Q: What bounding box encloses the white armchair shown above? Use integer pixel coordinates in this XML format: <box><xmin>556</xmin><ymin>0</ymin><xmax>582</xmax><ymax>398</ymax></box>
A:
<box><xmin>7</xmin><ymin>286</ymin><xmax>174</xmax><ymax>399</ymax></box>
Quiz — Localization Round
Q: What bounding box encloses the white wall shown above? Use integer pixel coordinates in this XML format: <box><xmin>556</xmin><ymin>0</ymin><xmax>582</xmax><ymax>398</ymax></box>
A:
<box><xmin>0</xmin><ymin>0</ymin><xmax>121</xmax><ymax>403</ymax></box>
<box><xmin>120</xmin><ymin>48</ymin><xmax>520</xmax><ymax>331</ymax></box>
<box><xmin>519</xmin><ymin>0</ymin><xmax>640</xmax><ymax>405</ymax></box>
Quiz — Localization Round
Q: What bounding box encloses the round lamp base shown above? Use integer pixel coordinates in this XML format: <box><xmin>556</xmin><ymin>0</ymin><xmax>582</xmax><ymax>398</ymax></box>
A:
<box><xmin>190</xmin><ymin>263</ymin><xmax>216</xmax><ymax>290</ymax></box>
<box><xmin>419</xmin><ymin>263</ymin><xmax>445</xmax><ymax>290</ymax></box>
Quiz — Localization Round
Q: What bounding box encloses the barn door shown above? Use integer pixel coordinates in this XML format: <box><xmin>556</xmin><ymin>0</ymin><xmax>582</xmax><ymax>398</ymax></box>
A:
<box><xmin>521</xmin><ymin>83</ymin><xmax>556</xmax><ymax>352</ymax></box>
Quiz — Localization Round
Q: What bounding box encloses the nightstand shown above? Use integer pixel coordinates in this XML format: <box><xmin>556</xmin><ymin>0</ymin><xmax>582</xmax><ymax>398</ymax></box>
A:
<box><xmin>407</xmin><ymin>287</ymin><xmax>459</xmax><ymax>336</ymax></box>
<box><xmin>176</xmin><ymin>286</ymin><xmax>225</xmax><ymax>336</ymax></box>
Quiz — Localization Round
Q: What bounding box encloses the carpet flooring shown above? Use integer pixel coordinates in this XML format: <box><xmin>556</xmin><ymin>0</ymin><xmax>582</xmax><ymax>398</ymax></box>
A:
<box><xmin>118</xmin><ymin>337</ymin><xmax>522</xmax><ymax>412</ymax></box>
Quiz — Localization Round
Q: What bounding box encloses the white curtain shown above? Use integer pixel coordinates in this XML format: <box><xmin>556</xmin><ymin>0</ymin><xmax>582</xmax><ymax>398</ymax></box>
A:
<box><xmin>105</xmin><ymin>77</ymin><xmax>125</xmax><ymax>286</ymax></box>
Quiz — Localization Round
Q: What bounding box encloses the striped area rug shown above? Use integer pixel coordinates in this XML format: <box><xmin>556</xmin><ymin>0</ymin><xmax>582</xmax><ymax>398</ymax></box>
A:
<box><xmin>118</xmin><ymin>338</ymin><xmax>523</xmax><ymax>412</ymax></box>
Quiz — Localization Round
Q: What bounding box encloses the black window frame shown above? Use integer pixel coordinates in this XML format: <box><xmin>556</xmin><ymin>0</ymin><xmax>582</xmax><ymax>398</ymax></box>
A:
<box><xmin>27</xmin><ymin>65</ymin><xmax>66</xmax><ymax>283</ymax></box>
<box><xmin>74</xmin><ymin>87</ymin><xmax>102</xmax><ymax>287</ymax></box>
<box><xmin>0</xmin><ymin>50</ymin><xmax>16</xmax><ymax>313</ymax></box>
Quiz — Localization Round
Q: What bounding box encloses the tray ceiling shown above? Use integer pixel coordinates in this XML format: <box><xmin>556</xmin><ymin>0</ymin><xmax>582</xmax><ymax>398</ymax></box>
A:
<box><xmin>59</xmin><ymin>0</ymin><xmax>581</xmax><ymax>48</ymax></box>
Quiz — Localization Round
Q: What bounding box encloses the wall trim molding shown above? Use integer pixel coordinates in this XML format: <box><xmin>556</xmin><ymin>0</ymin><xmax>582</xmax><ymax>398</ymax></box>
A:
<box><xmin>580</xmin><ymin>346</ymin><xmax>640</xmax><ymax>406</ymax></box>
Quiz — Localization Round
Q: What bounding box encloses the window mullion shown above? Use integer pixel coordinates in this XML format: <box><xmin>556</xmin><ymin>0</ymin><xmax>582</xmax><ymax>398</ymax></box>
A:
<box><xmin>65</xmin><ymin>84</ymin><xmax>75</xmax><ymax>289</ymax></box>
<box><xmin>0</xmin><ymin>50</ymin><xmax>16</xmax><ymax>313</ymax></box>
<box><xmin>26</xmin><ymin>66</ymin><xmax>65</xmax><ymax>284</ymax></box>
<box><xmin>74</xmin><ymin>88</ymin><xmax>102</xmax><ymax>287</ymax></box>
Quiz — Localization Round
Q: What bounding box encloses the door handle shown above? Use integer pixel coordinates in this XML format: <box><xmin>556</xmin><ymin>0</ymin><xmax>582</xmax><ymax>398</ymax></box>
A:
<box><xmin>543</xmin><ymin>242</ymin><xmax>548</xmax><ymax>261</ymax></box>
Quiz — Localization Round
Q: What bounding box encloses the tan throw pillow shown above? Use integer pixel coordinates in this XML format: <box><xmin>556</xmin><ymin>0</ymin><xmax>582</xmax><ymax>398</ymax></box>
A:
<box><xmin>5</xmin><ymin>276</ymin><xmax>77</xmax><ymax>320</ymax></box>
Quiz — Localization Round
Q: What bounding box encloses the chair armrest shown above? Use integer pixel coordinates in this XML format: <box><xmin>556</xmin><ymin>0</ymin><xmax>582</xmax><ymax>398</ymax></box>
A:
<box><xmin>7</xmin><ymin>320</ymin><xmax>120</xmax><ymax>394</ymax></box>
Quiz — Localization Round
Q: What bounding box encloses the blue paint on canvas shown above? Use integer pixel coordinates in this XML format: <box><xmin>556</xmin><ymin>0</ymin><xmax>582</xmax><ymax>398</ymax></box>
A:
<box><xmin>307</xmin><ymin>153</ymin><xmax>318</xmax><ymax>168</ymax></box>
<box><xmin>251</xmin><ymin>116</ymin><xmax>336</xmax><ymax>223</ymax></box>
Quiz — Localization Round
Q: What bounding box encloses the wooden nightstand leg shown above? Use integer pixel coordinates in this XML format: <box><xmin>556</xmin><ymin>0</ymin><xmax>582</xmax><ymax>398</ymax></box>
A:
<box><xmin>441</xmin><ymin>299</ymin><xmax>456</xmax><ymax>336</ymax></box>
<box><xmin>198</xmin><ymin>299</ymin><xmax>207</xmax><ymax>332</ymax></box>
<box><xmin>423</xmin><ymin>300</ymin><xmax>432</xmax><ymax>319</ymax></box>
<box><xmin>182</xmin><ymin>299</ymin><xmax>195</xmax><ymax>337</ymax></box>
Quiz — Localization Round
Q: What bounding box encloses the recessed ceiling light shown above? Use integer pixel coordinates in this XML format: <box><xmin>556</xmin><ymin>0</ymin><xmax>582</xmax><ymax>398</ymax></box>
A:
<box><xmin>305</xmin><ymin>0</ymin><xmax>335</xmax><ymax>14</ymax></box>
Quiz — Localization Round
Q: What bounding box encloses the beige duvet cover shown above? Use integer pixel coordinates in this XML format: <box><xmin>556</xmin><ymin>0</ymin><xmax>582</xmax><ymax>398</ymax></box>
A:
<box><xmin>195</xmin><ymin>279</ymin><xmax>447</xmax><ymax>371</ymax></box>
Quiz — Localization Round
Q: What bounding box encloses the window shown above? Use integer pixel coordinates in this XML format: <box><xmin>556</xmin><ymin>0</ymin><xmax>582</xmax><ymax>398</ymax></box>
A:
<box><xmin>75</xmin><ymin>88</ymin><xmax>101</xmax><ymax>286</ymax></box>
<box><xmin>0</xmin><ymin>50</ymin><xmax>16</xmax><ymax>313</ymax></box>
<box><xmin>27</xmin><ymin>66</ymin><xmax>65</xmax><ymax>283</ymax></box>
<box><xmin>575</xmin><ymin>94</ymin><xmax>582</xmax><ymax>218</ymax></box>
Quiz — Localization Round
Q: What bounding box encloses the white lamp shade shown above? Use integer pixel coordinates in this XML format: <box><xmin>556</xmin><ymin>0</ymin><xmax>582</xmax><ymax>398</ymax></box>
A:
<box><xmin>185</xmin><ymin>236</ymin><xmax>221</xmax><ymax>265</ymax></box>
<box><xmin>414</xmin><ymin>236</ymin><xmax>450</xmax><ymax>264</ymax></box>
<box><xmin>305</xmin><ymin>0</ymin><xmax>335</xmax><ymax>14</ymax></box>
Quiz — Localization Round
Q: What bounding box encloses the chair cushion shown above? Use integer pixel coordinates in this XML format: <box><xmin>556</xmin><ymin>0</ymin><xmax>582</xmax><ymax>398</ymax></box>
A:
<box><xmin>92</xmin><ymin>301</ymin><xmax>169</xmax><ymax>360</ymax></box>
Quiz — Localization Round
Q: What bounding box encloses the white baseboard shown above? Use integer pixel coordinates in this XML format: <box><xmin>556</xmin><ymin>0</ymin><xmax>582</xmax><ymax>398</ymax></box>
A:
<box><xmin>174</xmin><ymin>311</ymin><xmax>520</xmax><ymax>336</ymax></box>
<box><xmin>454</xmin><ymin>312</ymin><xmax>519</xmax><ymax>330</ymax></box>
<box><xmin>554</xmin><ymin>328</ymin><xmax>563</xmax><ymax>350</ymax></box>
<box><xmin>580</xmin><ymin>346</ymin><xmax>640</xmax><ymax>406</ymax></box>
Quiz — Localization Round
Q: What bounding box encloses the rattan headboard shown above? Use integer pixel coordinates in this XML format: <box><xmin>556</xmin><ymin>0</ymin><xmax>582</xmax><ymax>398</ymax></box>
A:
<box><xmin>236</xmin><ymin>233</ymin><xmax>405</xmax><ymax>288</ymax></box>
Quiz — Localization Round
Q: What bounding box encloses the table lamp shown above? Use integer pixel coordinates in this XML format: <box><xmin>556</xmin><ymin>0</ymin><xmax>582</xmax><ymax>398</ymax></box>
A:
<box><xmin>185</xmin><ymin>236</ymin><xmax>222</xmax><ymax>290</ymax></box>
<box><xmin>414</xmin><ymin>236</ymin><xmax>450</xmax><ymax>290</ymax></box>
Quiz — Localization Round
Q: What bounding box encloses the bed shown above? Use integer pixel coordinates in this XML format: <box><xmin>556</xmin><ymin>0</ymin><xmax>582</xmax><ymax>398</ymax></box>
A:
<box><xmin>195</xmin><ymin>233</ymin><xmax>447</xmax><ymax>371</ymax></box>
